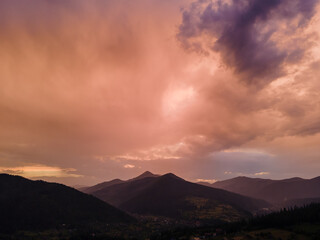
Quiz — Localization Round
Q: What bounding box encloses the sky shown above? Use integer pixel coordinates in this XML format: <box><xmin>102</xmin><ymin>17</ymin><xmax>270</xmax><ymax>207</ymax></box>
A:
<box><xmin>1</xmin><ymin>0</ymin><xmax>320</xmax><ymax>186</ymax></box>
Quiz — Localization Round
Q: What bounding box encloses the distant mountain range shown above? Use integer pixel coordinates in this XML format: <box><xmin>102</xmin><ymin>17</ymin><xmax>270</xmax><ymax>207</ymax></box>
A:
<box><xmin>2</xmin><ymin>170</ymin><xmax>319</xmax><ymax>235</ymax></box>
<box><xmin>202</xmin><ymin>176</ymin><xmax>320</xmax><ymax>206</ymax></box>
<box><xmin>0</xmin><ymin>174</ymin><xmax>133</xmax><ymax>233</ymax></box>
<box><xmin>82</xmin><ymin>171</ymin><xmax>270</xmax><ymax>222</ymax></box>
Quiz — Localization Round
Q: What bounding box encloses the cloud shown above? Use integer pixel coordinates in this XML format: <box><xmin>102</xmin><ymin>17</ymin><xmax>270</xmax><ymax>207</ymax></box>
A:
<box><xmin>0</xmin><ymin>0</ymin><xmax>320</xmax><ymax>184</ymax></box>
<box><xmin>123</xmin><ymin>164</ymin><xmax>135</xmax><ymax>169</ymax></box>
<box><xmin>178</xmin><ymin>0</ymin><xmax>318</xmax><ymax>87</ymax></box>
<box><xmin>196</xmin><ymin>178</ymin><xmax>217</xmax><ymax>183</ymax></box>
<box><xmin>254</xmin><ymin>171</ymin><xmax>270</xmax><ymax>176</ymax></box>
<box><xmin>0</xmin><ymin>0</ymin><xmax>188</xmax><ymax>164</ymax></box>
<box><xmin>0</xmin><ymin>165</ymin><xmax>82</xmax><ymax>178</ymax></box>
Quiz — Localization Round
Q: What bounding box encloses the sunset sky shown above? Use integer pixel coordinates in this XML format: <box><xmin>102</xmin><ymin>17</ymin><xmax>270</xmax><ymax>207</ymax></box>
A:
<box><xmin>1</xmin><ymin>0</ymin><xmax>320</xmax><ymax>186</ymax></box>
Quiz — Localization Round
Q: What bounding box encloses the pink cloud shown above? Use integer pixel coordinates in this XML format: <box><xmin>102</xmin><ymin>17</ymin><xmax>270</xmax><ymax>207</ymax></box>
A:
<box><xmin>0</xmin><ymin>0</ymin><xmax>319</xmax><ymax>184</ymax></box>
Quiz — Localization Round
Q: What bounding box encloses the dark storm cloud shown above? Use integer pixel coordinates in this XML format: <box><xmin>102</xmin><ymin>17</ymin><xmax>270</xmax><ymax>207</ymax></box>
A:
<box><xmin>178</xmin><ymin>0</ymin><xmax>318</xmax><ymax>87</ymax></box>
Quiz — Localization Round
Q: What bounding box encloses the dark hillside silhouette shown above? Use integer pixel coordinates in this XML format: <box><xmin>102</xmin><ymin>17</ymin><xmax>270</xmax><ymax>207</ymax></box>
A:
<box><xmin>0</xmin><ymin>174</ymin><xmax>134</xmax><ymax>233</ymax></box>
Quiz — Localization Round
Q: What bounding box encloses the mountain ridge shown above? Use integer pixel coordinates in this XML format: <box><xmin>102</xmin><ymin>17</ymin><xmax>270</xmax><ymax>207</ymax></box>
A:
<box><xmin>81</xmin><ymin>171</ymin><xmax>159</xmax><ymax>194</ymax></box>
<box><xmin>88</xmin><ymin>172</ymin><xmax>270</xmax><ymax>222</ymax></box>
<box><xmin>210</xmin><ymin>175</ymin><xmax>320</xmax><ymax>205</ymax></box>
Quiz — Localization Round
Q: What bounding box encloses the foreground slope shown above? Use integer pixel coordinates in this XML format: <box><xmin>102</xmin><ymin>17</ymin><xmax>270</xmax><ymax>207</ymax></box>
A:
<box><xmin>0</xmin><ymin>174</ymin><xmax>133</xmax><ymax>233</ymax></box>
<box><xmin>211</xmin><ymin>176</ymin><xmax>320</xmax><ymax>205</ymax></box>
<box><xmin>155</xmin><ymin>203</ymin><xmax>320</xmax><ymax>240</ymax></box>
<box><xmin>91</xmin><ymin>173</ymin><xmax>270</xmax><ymax>222</ymax></box>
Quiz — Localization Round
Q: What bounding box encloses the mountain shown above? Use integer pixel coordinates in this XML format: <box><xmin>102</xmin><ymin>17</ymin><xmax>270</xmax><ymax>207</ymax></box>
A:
<box><xmin>197</xmin><ymin>181</ymin><xmax>216</xmax><ymax>188</ymax></box>
<box><xmin>0</xmin><ymin>174</ymin><xmax>134</xmax><ymax>233</ymax></box>
<box><xmin>129</xmin><ymin>170</ymin><xmax>159</xmax><ymax>181</ymax></box>
<box><xmin>81</xmin><ymin>178</ymin><xmax>125</xmax><ymax>194</ymax></box>
<box><xmin>210</xmin><ymin>176</ymin><xmax>320</xmax><ymax>205</ymax></box>
<box><xmin>89</xmin><ymin>173</ymin><xmax>270</xmax><ymax>222</ymax></box>
<box><xmin>72</xmin><ymin>184</ymin><xmax>88</xmax><ymax>190</ymax></box>
<box><xmin>82</xmin><ymin>171</ymin><xmax>159</xmax><ymax>194</ymax></box>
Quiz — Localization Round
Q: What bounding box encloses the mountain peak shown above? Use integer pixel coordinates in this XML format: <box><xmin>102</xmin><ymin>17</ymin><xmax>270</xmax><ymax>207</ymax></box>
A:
<box><xmin>141</xmin><ymin>171</ymin><xmax>154</xmax><ymax>176</ymax></box>
<box><xmin>131</xmin><ymin>171</ymin><xmax>159</xmax><ymax>181</ymax></box>
<box><xmin>161</xmin><ymin>173</ymin><xmax>184</xmax><ymax>181</ymax></box>
<box><xmin>311</xmin><ymin>176</ymin><xmax>320</xmax><ymax>181</ymax></box>
<box><xmin>234</xmin><ymin>176</ymin><xmax>250</xmax><ymax>180</ymax></box>
<box><xmin>282</xmin><ymin>177</ymin><xmax>304</xmax><ymax>182</ymax></box>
